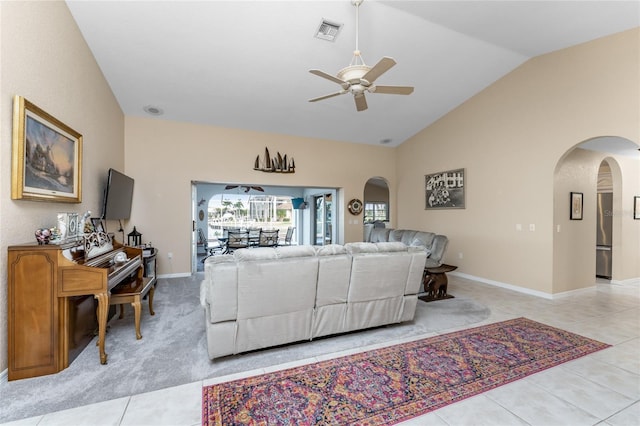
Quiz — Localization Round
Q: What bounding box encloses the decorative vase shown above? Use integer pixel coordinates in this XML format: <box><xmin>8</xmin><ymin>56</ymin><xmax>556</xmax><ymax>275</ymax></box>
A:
<box><xmin>35</xmin><ymin>228</ymin><xmax>52</xmax><ymax>245</ymax></box>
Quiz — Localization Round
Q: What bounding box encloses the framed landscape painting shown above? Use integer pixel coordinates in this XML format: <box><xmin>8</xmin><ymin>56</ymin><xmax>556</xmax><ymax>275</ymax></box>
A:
<box><xmin>425</xmin><ymin>168</ymin><xmax>465</xmax><ymax>209</ymax></box>
<box><xmin>11</xmin><ymin>96</ymin><xmax>82</xmax><ymax>203</ymax></box>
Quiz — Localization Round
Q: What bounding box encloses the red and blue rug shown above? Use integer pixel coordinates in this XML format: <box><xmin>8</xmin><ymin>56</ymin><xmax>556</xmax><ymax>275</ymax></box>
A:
<box><xmin>202</xmin><ymin>317</ymin><xmax>610</xmax><ymax>425</ymax></box>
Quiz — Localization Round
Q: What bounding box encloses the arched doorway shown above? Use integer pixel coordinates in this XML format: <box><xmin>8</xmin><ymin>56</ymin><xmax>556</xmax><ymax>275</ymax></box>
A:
<box><xmin>363</xmin><ymin>177</ymin><xmax>390</xmax><ymax>225</ymax></box>
<box><xmin>552</xmin><ymin>136</ymin><xmax>638</xmax><ymax>292</ymax></box>
<box><xmin>596</xmin><ymin>160</ymin><xmax>614</xmax><ymax>279</ymax></box>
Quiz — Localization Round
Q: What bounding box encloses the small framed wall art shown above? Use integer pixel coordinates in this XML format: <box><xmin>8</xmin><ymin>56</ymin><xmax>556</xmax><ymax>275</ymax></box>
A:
<box><xmin>634</xmin><ymin>196</ymin><xmax>640</xmax><ymax>220</ymax></box>
<box><xmin>11</xmin><ymin>96</ymin><xmax>83</xmax><ymax>203</ymax></box>
<box><xmin>570</xmin><ymin>192</ymin><xmax>583</xmax><ymax>220</ymax></box>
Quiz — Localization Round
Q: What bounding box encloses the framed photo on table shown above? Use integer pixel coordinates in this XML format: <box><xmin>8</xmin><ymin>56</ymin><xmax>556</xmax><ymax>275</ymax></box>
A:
<box><xmin>91</xmin><ymin>218</ymin><xmax>105</xmax><ymax>233</ymax></box>
<box><xmin>570</xmin><ymin>192</ymin><xmax>583</xmax><ymax>220</ymax></box>
<box><xmin>11</xmin><ymin>96</ymin><xmax>82</xmax><ymax>203</ymax></box>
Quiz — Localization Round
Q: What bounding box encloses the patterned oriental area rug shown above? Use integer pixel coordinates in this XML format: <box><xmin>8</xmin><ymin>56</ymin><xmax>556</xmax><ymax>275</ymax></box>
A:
<box><xmin>202</xmin><ymin>318</ymin><xmax>610</xmax><ymax>425</ymax></box>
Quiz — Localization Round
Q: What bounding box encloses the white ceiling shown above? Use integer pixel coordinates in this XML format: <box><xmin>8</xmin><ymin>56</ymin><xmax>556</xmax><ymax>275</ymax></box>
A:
<box><xmin>65</xmin><ymin>1</ymin><xmax>639</xmax><ymax>148</ymax></box>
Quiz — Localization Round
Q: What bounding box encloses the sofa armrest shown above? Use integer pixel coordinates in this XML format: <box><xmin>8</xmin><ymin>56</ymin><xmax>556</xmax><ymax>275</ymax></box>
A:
<box><xmin>427</xmin><ymin>234</ymin><xmax>449</xmax><ymax>266</ymax></box>
<box><xmin>201</xmin><ymin>256</ymin><xmax>238</xmax><ymax>323</ymax></box>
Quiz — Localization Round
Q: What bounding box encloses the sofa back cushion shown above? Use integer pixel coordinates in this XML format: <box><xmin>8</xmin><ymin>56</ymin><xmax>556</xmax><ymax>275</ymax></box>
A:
<box><xmin>347</xmin><ymin>251</ymin><xmax>413</xmax><ymax>302</ymax></box>
<box><xmin>369</xmin><ymin>227</ymin><xmax>391</xmax><ymax>243</ymax></box>
<box><xmin>315</xmin><ymin>245</ymin><xmax>351</xmax><ymax>306</ymax></box>
<box><xmin>236</xmin><ymin>248</ymin><xmax>318</xmax><ymax>320</ymax></box>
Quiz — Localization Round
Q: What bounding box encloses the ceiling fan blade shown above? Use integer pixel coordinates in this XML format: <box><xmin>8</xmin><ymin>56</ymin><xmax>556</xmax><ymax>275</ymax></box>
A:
<box><xmin>252</xmin><ymin>186</ymin><xmax>264</xmax><ymax>192</ymax></box>
<box><xmin>224</xmin><ymin>185</ymin><xmax>238</xmax><ymax>190</ymax></box>
<box><xmin>354</xmin><ymin>94</ymin><xmax>368</xmax><ymax>112</ymax></box>
<box><xmin>309</xmin><ymin>69</ymin><xmax>347</xmax><ymax>86</ymax></box>
<box><xmin>361</xmin><ymin>57</ymin><xmax>396</xmax><ymax>84</ymax></box>
<box><xmin>309</xmin><ymin>91</ymin><xmax>346</xmax><ymax>102</ymax></box>
<box><xmin>372</xmin><ymin>85</ymin><xmax>414</xmax><ymax>95</ymax></box>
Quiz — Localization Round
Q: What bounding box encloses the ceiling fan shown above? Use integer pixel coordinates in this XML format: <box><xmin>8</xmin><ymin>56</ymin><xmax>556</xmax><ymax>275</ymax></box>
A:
<box><xmin>225</xmin><ymin>185</ymin><xmax>264</xmax><ymax>193</ymax></box>
<box><xmin>308</xmin><ymin>0</ymin><xmax>414</xmax><ymax>112</ymax></box>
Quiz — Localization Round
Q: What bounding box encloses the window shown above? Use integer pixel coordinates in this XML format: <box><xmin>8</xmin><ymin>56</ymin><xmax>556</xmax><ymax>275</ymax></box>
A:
<box><xmin>364</xmin><ymin>202</ymin><xmax>388</xmax><ymax>223</ymax></box>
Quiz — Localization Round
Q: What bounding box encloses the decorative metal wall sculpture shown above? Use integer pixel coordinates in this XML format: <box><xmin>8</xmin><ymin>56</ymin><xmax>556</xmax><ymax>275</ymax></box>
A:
<box><xmin>254</xmin><ymin>147</ymin><xmax>295</xmax><ymax>173</ymax></box>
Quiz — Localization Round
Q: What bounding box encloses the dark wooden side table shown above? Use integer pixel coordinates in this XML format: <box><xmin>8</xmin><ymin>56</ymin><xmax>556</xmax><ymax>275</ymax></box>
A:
<box><xmin>420</xmin><ymin>264</ymin><xmax>458</xmax><ymax>302</ymax></box>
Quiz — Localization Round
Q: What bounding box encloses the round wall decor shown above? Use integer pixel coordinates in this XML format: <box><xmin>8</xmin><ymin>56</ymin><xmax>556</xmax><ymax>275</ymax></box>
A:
<box><xmin>347</xmin><ymin>198</ymin><xmax>363</xmax><ymax>215</ymax></box>
<box><xmin>199</xmin><ymin>209</ymin><xmax>205</xmax><ymax>221</ymax></box>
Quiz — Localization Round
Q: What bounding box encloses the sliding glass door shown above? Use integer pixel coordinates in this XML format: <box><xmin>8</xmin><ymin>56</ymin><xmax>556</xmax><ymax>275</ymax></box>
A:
<box><xmin>313</xmin><ymin>193</ymin><xmax>332</xmax><ymax>245</ymax></box>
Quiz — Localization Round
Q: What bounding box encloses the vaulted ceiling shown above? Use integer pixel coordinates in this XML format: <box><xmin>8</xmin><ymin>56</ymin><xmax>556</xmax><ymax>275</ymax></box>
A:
<box><xmin>66</xmin><ymin>1</ymin><xmax>639</xmax><ymax>148</ymax></box>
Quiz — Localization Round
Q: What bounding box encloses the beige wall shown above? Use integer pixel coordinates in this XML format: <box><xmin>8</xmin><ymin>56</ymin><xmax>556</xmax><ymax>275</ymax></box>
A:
<box><xmin>124</xmin><ymin>117</ymin><xmax>396</xmax><ymax>276</ymax></box>
<box><xmin>396</xmin><ymin>28</ymin><xmax>639</xmax><ymax>294</ymax></box>
<box><xmin>0</xmin><ymin>1</ymin><xmax>124</xmax><ymax>373</ymax></box>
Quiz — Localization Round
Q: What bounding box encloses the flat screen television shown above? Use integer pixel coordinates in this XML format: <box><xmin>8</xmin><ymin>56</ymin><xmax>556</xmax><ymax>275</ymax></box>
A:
<box><xmin>102</xmin><ymin>168</ymin><xmax>134</xmax><ymax>220</ymax></box>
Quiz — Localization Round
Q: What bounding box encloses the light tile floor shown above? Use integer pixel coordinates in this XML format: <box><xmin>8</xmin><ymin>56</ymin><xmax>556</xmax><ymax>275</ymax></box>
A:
<box><xmin>3</xmin><ymin>275</ymin><xmax>639</xmax><ymax>426</ymax></box>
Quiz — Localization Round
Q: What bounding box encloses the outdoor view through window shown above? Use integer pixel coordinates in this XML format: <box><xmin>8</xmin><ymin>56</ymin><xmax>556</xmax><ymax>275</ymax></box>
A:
<box><xmin>206</xmin><ymin>193</ymin><xmax>296</xmax><ymax>244</ymax></box>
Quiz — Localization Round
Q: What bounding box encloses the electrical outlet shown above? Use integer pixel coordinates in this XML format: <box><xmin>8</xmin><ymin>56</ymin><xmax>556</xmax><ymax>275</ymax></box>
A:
<box><xmin>529</xmin><ymin>224</ymin><xmax>535</xmax><ymax>231</ymax></box>
<box><xmin>458</xmin><ymin>252</ymin><xmax>463</xmax><ymax>259</ymax></box>
<box><xmin>167</xmin><ymin>252</ymin><xmax>173</xmax><ymax>259</ymax></box>
<box><xmin>516</xmin><ymin>224</ymin><xmax>522</xmax><ymax>231</ymax></box>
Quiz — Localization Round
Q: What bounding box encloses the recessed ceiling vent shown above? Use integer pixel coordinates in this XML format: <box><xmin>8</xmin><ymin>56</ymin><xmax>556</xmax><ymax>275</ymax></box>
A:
<box><xmin>315</xmin><ymin>19</ymin><xmax>342</xmax><ymax>42</ymax></box>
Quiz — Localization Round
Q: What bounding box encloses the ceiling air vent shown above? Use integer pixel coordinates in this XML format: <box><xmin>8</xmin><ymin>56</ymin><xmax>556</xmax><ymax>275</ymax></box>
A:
<box><xmin>315</xmin><ymin>19</ymin><xmax>342</xmax><ymax>42</ymax></box>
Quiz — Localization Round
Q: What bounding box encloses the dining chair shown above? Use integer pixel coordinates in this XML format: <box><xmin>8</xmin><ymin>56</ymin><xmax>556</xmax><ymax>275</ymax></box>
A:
<box><xmin>197</xmin><ymin>228</ymin><xmax>208</xmax><ymax>255</ymax></box>
<box><xmin>248</xmin><ymin>227</ymin><xmax>262</xmax><ymax>247</ymax></box>
<box><xmin>282</xmin><ymin>227</ymin><xmax>295</xmax><ymax>245</ymax></box>
<box><xmin>226</xmin><ymin>230</ymin><xmax>250</xmax><ymax>253</ymax></box>
<box><xmin>258</xmin><ymin>229</ymin><xmax>279</xmax><ymax>247</ymax></box>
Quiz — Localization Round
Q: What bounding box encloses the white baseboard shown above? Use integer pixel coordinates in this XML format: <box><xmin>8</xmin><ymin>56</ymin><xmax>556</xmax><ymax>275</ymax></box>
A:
<box><xmin>611</xmin><ymin>277</ymin><xmax>640</xmax><ymax>286</ymax></box>
<box><xmin>450</xmin><ymin>271</ymin><xmax>555</xmax><ymax>299</ymax></box>
<box><xmin>450</xmin><ymin>271</ymin><xmax>639</xmax><ymax>299</ymax></box>
<box><xmin>0</xmin><ymin>368</ymin><xmax>7</xmax><ymax>382</ymax></box>
<box><xmin>157</xmin><ymin>272</ymin><xmax>191</xmax><ymax>279</ymax></box>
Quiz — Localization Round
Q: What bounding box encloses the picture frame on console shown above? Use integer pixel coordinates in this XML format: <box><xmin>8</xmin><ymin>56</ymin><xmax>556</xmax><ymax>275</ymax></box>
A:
<box><xmin>11</xmin><ymin>95</ymin><xmax>83</xmax><ymax>203</ymax></box>
<box><xmin>570</xmin><ymin>192</ymin><xmax>583</xmax><ymax>220</ymax></box>
<box><xmin>424</xmin><ymin>168</ymin><xmax>465</xmax><ymax>209</ymax></box>
<box><xmin>91</xmin><ymin>218</ymin><xmax>105</xmax><ymax>233</ymax></box>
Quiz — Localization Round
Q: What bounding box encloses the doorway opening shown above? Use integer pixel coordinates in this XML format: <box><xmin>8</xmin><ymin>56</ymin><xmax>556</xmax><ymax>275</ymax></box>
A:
<box><xmin>313</xmin><ymin>193</ymin><xmax>333</xmax><ymax>245</ymax></box>
<box><xmin>596</xmin><ymin>160</ymin><xmax>613</xmax><ymax>279</ymax></box>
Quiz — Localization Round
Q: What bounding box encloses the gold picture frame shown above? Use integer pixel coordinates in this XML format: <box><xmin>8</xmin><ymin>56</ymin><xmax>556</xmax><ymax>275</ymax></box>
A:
<box><xmin>11</xmin><ymin>95</ymin><xmax>82</xmax><ymax>203</ymax></box>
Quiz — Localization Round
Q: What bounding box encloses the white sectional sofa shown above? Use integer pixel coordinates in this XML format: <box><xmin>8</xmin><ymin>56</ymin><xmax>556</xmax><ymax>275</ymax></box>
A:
<box><xmin>200</xmin><ymin>242</ymin><xmax>426</xmax><ymax>360</ymax></box>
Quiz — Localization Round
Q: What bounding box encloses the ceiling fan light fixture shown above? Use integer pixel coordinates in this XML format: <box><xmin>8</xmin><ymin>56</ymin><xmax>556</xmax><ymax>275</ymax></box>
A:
<box><xmin>308</xmin><ymin>0</ymin><xmax>413</xmax><ymax>112</ymax></box>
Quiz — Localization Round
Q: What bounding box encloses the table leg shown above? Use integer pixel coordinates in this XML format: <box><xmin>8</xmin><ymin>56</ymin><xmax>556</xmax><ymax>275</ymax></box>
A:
<box><xmin>132</xmin><ymin>297</ymin><xmax>142</xmax><ymax>340</ymax></box>
<box><xmin>94</xmin><ymin>292</ymin><xmax>109</xmax><ymax>364</ymax></box>
<box><xmin>148</xmin><ymin>285</ymin><xmax>155</xmax><ymax>316</ymax></box>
